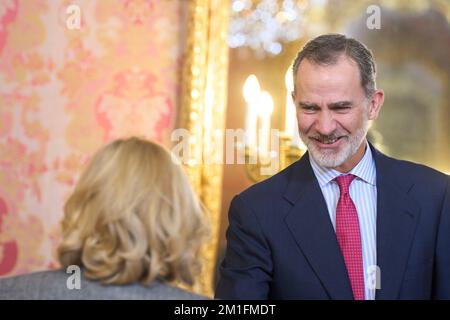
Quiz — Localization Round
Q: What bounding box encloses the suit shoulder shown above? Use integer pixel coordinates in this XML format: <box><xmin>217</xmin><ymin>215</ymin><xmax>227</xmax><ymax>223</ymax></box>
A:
<box><xmin>392</xmin><ymin>158</ymin><xmax>448</xmax><ymax>184</ymax></box>
<box><xmin>383</xmin><ymin>156</ymin><xmax>449</xmax><ymax>193</ymax></box>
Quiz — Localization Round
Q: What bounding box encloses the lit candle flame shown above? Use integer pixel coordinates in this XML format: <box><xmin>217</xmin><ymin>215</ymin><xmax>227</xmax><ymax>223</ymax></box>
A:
<box><xmin>257</xmin><ymin>91</ymin><xmax>273</xmax><ymax>158</ymax></box>
<box><xmin>243</xmin><ymin>75</ymin><xmax>261</xmax><ymax>152</ymax></box>
<box><xmin>243</xmin><ymin>74</ymin><xmax>260</xmax><ymax>103</ymax></box>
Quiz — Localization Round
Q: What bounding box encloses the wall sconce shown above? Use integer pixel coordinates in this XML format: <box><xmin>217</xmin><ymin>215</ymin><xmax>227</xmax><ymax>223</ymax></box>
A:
<box><xmin>243</xmin><ymin>69</ymin><xmax>306</xmax><ymax>182</ymax></box>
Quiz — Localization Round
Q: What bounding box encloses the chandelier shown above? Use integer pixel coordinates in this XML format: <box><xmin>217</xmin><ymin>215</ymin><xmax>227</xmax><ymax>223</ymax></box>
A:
<box><xmin>228</xmin><ymin>0</ymin><xmax>309</xmax><ymax>56</ymax></box>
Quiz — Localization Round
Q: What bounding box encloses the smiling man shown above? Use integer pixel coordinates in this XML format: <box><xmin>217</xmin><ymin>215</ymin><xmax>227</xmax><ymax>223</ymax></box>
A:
<box><xmin>216</xmin><ymin>34</ymin><xmax>450</xmax><ymax>300</ymax></box>
<box><xmin>294</xmin><ymin>54</ymin><xmax>382</xmax><ymax>172</ymax></box>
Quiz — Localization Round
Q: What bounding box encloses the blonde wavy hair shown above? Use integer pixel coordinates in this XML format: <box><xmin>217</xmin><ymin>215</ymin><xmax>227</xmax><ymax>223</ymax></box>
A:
<box><xmin>58</xmin><ymin>137</ymin><xmax>208</xmax><ymax>286</ymax></box>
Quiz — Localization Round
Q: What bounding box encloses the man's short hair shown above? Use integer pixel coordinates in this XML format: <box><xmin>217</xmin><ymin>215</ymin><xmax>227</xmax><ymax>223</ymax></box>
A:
<box><xmin>292</xmin><ymin>34</ymin><xmax>377</xmax><ymax>98</ymax></box>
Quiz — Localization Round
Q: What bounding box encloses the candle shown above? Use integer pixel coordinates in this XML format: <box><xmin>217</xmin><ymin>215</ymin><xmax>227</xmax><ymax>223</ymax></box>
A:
<box><xmin>284</xmin><ymin>67</ymin><xmax>300</xmax><ymax>147</ymax></box>
<box><xmin>243</xmin><ymin>75</ymin><xmax>261</xmax><ymax>151</ymax></box>
<box><xmin>257</xmin><ymin>91</ymin><xmax>274</xmax><ymax>158</ymax></box>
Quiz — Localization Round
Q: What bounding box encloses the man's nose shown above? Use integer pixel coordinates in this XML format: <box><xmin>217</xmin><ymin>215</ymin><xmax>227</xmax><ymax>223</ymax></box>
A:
<box><xmin>314</xmin><ymin>111</ymin><xmax>337</xmax><ymax>135</ymax></box>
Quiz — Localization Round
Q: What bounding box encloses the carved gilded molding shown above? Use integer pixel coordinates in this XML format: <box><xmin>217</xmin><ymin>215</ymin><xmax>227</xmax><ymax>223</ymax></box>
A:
<box><xmin>178</xmin><ymin>0</ymin><xmax>229</xmax><ymax>297</ymax></box>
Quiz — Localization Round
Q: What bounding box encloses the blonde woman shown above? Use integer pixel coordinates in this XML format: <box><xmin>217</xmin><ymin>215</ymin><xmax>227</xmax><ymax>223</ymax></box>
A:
<box><xmin>0</xmin><ymin>137</ymin><xmax>209</xmax><ymax>299</ymax></box>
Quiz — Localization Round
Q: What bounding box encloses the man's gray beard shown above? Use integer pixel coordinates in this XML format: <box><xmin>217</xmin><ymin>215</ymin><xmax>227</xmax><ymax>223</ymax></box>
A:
<box><xmin>300</xmin><ymin>121</ymin><xmax>369</xmax><ymax>169</ymax></box>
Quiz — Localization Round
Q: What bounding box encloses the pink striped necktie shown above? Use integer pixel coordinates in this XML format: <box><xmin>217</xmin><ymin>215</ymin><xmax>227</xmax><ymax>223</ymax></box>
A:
<box><xmin>335</xmin><ymin>174</ymin><xmax>365</xmax><ymax>300</ymax></box>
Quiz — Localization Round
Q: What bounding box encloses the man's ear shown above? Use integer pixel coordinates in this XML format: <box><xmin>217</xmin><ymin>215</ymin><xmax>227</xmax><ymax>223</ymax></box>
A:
<box><xmin>368</xmin><ymin>89</ymin><xmax>384</xmax><ymax>120</ymax></box>
<box><xmin>291</xmin><ymin>91</ymin><xmax>296</xmax><ymax>104</ymax></box>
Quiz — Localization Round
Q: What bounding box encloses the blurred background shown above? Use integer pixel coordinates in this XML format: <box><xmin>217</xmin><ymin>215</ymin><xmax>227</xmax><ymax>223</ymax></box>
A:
<box><xmin>0</xmin><ymin>0</ymin><xmax>449</xmax><ymax>296</ymax></box>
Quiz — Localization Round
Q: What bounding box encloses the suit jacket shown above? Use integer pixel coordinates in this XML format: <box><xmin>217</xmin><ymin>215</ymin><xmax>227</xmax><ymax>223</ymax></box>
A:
<box><xmin>216</xmin><ymin>144</ymin><xmax>450</xmax><ymax>299</ymax></box>
<box><xmin>0</xmin><ymin>270</ymin><xmax>208</xmax><ymax>300</ymax></box>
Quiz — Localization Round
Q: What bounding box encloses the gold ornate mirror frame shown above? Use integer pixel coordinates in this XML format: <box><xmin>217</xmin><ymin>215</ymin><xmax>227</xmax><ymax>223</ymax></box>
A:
<box><xmin>177</xmin><ymin>0</ymin><xmax>229</xmax><ymax>297</ymax></box>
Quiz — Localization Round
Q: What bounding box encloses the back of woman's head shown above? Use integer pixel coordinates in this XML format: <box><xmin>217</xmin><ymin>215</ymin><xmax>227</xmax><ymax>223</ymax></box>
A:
<box><xmin>58</xmin><ymin>137</ymin><xmax>208</xmax><ymax>286</ymax></box>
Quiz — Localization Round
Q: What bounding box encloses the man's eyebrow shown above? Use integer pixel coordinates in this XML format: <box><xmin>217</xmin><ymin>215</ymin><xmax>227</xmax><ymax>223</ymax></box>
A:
<box><xmin>328</xmin><ymin>101</ymin><xmax>353</xmax><ymax>108</ymax></box>
<box><xmin>298</xmin><ymin>101</ymin><xmax>319</xmax><ymax>108</ymax></box>
<box><xmin>297</xmin><ymin>101</ymin><xmax>353</xmax><ymax>109</ymax></box>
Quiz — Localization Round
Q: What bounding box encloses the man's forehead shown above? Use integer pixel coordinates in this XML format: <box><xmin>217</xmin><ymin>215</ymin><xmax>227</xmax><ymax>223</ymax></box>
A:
<box><xmin>294</xmin><ymin>54</ymin><xmax>363</xmax><ymax>96</ymax></box>
<box><xmin>296</xmin><ymin>54</ymin><xmax>359</xmax><ymax>74</ymax></box>
<box><xmin>299</xmin><ymin>100</ymin><xmax>353</xmax><ymax>106</ymax></box>
<box><xmin>294</xmin><ymin>81</ymin><xmax>363</xmax><ymax>105</ymax></box>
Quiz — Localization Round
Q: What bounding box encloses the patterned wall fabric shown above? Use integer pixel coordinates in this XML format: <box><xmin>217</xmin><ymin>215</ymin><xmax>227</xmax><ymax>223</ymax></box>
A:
<box><xmin>0</xmin><ymin>0</ymin><xmax>187</xmax><ymax>276</ymax></box>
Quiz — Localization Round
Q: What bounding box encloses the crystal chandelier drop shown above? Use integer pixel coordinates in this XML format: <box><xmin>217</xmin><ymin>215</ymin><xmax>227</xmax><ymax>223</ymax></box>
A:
<box><xmin>228</xmin><ymin>0</ymin><xmax>309</xmax><ymax>56</ymax></box>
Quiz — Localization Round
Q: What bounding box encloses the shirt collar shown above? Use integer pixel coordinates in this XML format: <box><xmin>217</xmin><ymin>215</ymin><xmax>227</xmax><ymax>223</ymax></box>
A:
<box><xmin>309</xmin><ymin>140</ymin><xmax>377</xmax><ymax>187</ymax></box>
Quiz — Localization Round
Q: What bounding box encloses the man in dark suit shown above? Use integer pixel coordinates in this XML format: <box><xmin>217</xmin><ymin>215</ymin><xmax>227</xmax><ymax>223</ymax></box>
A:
<box><xmin>215</xmin><ymin>34</ymin><xmax>450</xmax><ymax>300</ymax></box>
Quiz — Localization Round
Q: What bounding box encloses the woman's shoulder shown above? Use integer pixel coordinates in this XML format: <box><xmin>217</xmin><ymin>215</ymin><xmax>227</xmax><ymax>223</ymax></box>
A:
<box><xmin>110</xmin><ymin>281</ymin><xmax>209</xmax><ymax>300</ymax></box>
<box><xmin>0</xmin><ymin>269</ymin><xmax>209</xmax><ymax>300</ymax></box>
<box><xmin>0</xmin><ymin>269</ymin><xmax>69</xmax><ymax>299</ymax></box>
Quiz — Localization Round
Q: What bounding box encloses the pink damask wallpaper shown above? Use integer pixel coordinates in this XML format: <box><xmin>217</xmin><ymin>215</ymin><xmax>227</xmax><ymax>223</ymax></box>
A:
<box><xmin>0</xmin><ymin>0</ymin><xmax>187</xmax><ymax>276</ymax></box>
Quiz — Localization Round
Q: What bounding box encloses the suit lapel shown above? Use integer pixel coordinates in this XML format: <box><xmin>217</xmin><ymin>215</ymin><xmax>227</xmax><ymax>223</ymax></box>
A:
<box><xmin>372</xmin><ymin>146</ymin><xmax>420</xmax><ymax>300</ymax></box>
<box><xmin>283</xmin><ymin>153</ymin><xmax>354</xmax><ymax>299</ymax></box>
